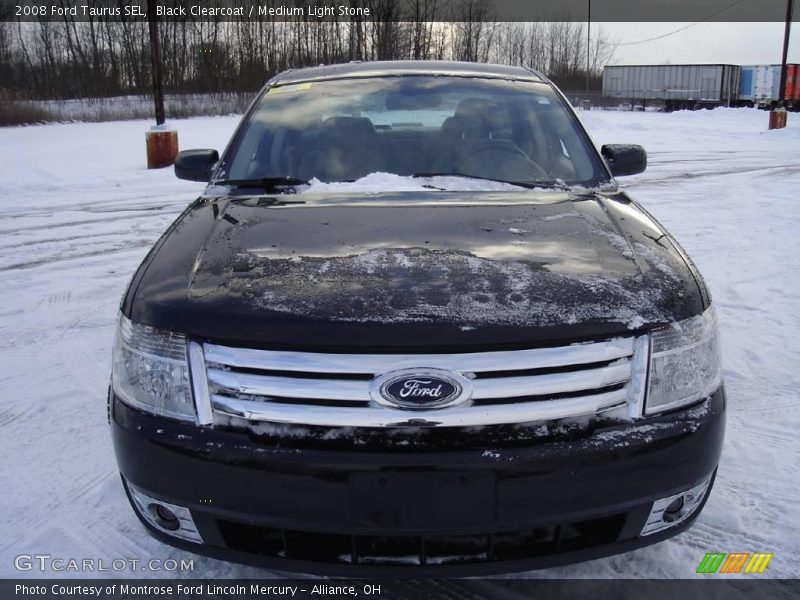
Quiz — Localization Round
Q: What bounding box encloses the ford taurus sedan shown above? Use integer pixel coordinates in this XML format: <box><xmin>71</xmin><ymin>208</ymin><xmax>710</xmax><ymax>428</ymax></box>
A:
<box><xmin>110</xmin><ymin>61</ymin><xmax>724</xmax><ymax>575</ymax></box>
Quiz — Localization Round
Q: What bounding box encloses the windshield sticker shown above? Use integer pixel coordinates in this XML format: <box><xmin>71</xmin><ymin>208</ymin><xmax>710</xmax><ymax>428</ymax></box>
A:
<box><xmin>267</xmin><ymin>82</ymin><xmax>312</xmax><ymax>95</ymax></box>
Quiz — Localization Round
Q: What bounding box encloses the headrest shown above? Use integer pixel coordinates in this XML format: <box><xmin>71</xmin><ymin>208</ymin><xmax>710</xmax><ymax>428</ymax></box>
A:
<box><xmin>454</xmin><ymin>98</ymin><xmax>513</xmax><ymax>140</ymax></box>
<box><xmin>454</xmin><ymin>97</ymin><xmax>495</xmax><ymax>119</ymax></box>
<box><xmin>319</xmin><ymin>116</ymin><xmax>377</xmax><ymax>147</ymax></box>
<box><xmin>440</xmin><ymin>115</ymin><xmax>489</xmax><ymax>141</ymax></box>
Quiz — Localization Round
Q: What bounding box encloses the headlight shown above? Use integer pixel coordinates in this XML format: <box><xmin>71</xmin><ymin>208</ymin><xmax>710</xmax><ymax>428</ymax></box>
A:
<box><xmin>111</xmin><ymin>315</ymin><xmax>195</xmax><ymax>421</ymax></box>
<box><xmin>645</xmin><ymin>307</ymin><xmax>721</xmax><ymax>415</ymax></box>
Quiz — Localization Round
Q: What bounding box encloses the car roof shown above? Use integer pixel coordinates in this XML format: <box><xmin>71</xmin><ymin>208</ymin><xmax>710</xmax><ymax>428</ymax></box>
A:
<box><xmin>269</xmin><ymin>60</ymin><xmax>545</xmax><ymax>86</ymax></box>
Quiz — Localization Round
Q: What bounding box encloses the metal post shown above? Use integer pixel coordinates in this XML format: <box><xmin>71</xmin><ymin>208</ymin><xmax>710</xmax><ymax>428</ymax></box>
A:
<box><xmin>147</xmin><ymin>0</ymin><xmax>165</xmax><ymax>125</ymax></box>
<box><xmin>778</xmin><ymin>0</ymin><xmax>794</xmax><ymax>106</ymax></box>
<box><xmin>586</xmin><ymin>0</ymin><xmax>591</xmax><ymax>94</ymax></box>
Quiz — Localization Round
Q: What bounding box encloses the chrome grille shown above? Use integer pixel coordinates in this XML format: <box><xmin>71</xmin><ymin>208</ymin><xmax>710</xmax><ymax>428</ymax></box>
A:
<box><xmin>191</xmin><ymin>336</ymin><xmax>649</xmax><ymax>428</ymax></box>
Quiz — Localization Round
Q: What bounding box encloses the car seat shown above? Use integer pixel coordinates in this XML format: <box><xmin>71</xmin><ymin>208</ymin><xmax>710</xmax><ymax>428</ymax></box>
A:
<box><xmin>298</xmin><ymin>117</ymin><xmax>386</xmax><ymax>182</ymax></box>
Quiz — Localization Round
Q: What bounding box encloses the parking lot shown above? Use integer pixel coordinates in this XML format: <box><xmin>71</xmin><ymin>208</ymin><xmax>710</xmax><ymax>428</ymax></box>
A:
<box><xmin>0</xmin><ymin>107</ymin><xmax>798</xmax><ymax>578</ymax></box>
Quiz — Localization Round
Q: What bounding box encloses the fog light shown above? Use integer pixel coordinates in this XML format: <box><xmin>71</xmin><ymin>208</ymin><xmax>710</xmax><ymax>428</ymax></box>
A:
<box><xmin>126</xmin><ymin>481</ymin><xmax>203</xmax><ymax>543</ymax></box>
<box><xmin>640</xmin><ymin>474</ymin><xmax>712</xmax><ymax>536</ymax></box>
<box><xmin>149</xmin><ymin>503</ymin><xmax>180</xmax><ymax>530</ymax></box>
<box><xmin>663</xmin><ymin>497</ymin><xmax>685</xmax><ymax>522</ymax></box>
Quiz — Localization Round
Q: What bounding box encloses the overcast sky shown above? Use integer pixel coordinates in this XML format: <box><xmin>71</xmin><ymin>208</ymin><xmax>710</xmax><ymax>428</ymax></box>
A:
<box><xmin>600</xmin><ymin>22</ymin><xmax>799</xmax><ymax>65</ymax></box>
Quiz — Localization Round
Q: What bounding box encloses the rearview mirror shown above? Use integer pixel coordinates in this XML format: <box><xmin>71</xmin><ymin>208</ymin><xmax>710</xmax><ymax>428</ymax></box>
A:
<box><xmin>174</xmin><ymin>149</ymin><xmax>219</xmax><ymax>182</ymax></box>
<box><xmin>601</xmin><ymin>144</ymin><xmax>647</xmax><ymax>177</ymax></box>
<box><xmin>385</xmin><ymin>91</ymin><xmax>442</xmax><ymax>110</ymax></box>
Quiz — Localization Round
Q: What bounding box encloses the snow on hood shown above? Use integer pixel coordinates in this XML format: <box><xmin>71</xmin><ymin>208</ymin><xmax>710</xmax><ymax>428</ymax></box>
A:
<box><xmin>206</xmin><ymin>172</ymin><xmax>620</xmax><ymax>198</ymax></box>
<box><xmin>229</xmin><ymin>246</ymin><xmax>683</xmax><ymax>331</ymax></box>
<box><xmin>303</xmin><ymin>172</ymin><xmax>552</xmax><ymax>193</ymax></box>
<box><xmin>179</xmin><ymin>195</ymin><xmax>695</xmax><ymax>336</ymax></box>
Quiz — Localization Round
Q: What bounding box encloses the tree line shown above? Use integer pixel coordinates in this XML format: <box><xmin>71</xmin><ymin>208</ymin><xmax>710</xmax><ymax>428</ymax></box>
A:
<box><xmin>0</xmin><ymin>1</ymin><xmax>617</xmax><ymax>101</ymax></box>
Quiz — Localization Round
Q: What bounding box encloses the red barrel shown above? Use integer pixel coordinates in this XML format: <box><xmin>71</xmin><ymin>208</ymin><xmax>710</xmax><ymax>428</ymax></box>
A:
<box><xmin>145</xmin><ymin>129</ymin><xmax>179</xmax><ymax>169</ymax></box>
<box><xmin>769</xmin><ymin>109</ymin><xmax>787</xmax><ymax>130</ymax></box>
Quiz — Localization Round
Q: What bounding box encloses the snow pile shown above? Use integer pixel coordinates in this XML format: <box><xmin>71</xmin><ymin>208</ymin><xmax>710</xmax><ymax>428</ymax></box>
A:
<box><xmin>301</xmin><ymin>171</ymin><xmax>542</xmax><ymax>193</ymax></box>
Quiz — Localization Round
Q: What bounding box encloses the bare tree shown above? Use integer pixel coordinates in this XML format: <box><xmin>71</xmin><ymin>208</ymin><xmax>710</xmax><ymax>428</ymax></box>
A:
<box><xmin>0</xmin><ymin>5</ymin><xmax>617</xmax><ymax>103</ymax></box>
<box><xmin>450</xmin><ymin>0</ymin><xmax>495</xmax><ymax>62</ymax></box>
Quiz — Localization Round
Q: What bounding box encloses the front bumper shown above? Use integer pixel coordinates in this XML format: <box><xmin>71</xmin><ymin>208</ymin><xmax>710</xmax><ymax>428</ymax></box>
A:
<box><xmin>111</xmin><ymin>388</ymin><xmax>725</xmax><ymax>576</ymax></box>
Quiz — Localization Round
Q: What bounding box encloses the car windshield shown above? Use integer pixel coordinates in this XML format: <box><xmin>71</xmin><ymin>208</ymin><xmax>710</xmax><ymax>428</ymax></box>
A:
<box><xmin>221</xmin><ymin>75</ymin><xmax>609</xmax><ymax>189</ymax></box>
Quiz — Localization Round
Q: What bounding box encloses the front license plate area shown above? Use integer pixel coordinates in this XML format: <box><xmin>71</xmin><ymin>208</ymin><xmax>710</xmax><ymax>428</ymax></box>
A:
<box><xmin>349</xmin><ymin>471</ymin><xmax>496</xmax><ymax>530</ymax></box>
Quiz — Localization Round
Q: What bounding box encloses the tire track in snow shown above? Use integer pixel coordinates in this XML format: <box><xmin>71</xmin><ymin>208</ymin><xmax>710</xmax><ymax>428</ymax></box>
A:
<box><xmin>0</xmin><ymin>240</ymin><xmax>154</xmax><ymax>272</ymax></box>
<box><xmin>689</xmin><ymin>522</ymin><xmax>783</xmax><ymax>554</ymax></box>
<box><xmin>625</xmin><ymin>163</ymin><xmax>800</xmax><ymax>187</ymax></box>
<box><xmin>0</xmin><ymin>231</ymin><xmax>130</xmax><ymax>251</ymax></box>
<box><xmin>743</xmin><ymin>425</ymin><xmax>800</xmax><ymax>454</ymax></box>
<box><xmin>0</xmin><ymin>210</ymin><xmax>179</xmax><ymax>236</ymax></box>
<box><xmin>738</xmin><ymin>399</ymin><xmax>800</xmax><ymax>414</ymax></box>
<box><xmin>0</xmin><ymin>407</ymin><xmax>24</xmax><ymax>427</ymax></box>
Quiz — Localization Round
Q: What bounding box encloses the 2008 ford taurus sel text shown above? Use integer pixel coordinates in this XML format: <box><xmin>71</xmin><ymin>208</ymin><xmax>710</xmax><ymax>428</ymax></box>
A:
<box><xmin>110</xmin><ymin>61</ymin><xmax>724</xmax><ymax>575</ymax></box>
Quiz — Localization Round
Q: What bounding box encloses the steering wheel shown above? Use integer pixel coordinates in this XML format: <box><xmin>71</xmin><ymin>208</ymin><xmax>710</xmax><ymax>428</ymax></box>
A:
<box><xmin>458</xmin><ymin>142</ymin><xmax>549</xmax><ymax>181</ymax></box>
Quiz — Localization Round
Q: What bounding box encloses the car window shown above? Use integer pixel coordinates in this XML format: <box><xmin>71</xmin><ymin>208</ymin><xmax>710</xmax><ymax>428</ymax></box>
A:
<box><xmin>222</xmin><ymin>76</ymin><xmax>607</xmax><ymax>187</ymax></box>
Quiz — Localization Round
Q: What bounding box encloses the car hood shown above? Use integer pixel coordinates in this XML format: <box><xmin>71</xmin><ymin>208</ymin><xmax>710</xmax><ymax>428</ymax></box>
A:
<box><xmin>128</xmin><ymin>190</ymin><xmax>705</xmax><ymax>351</ymax></box>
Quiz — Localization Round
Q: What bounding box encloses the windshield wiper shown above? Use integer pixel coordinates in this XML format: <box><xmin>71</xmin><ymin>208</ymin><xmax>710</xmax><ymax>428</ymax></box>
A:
<box><xmin>212</xmin><ymin>176</ymin><xmax>309</xmax><ymax>193</ymax></box>
<box><xmin>523</xmin><ymin>179</ymin><xmax>572</xmax><ymax>191</ymax></box>
<box><xmin>412</xmin><ymin>172</ymin><xmax>571</xmax><ymax>191</ymax></box>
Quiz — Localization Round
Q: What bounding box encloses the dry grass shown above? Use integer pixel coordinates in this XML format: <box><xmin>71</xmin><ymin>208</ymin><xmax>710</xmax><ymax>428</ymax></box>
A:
<box><xmin>0</xmin><ymin>101</ymin><xmax>51</xmax><ymax>126</ymax></box>
<box><xmin>0</xmin><ymin>93</ymin><xmax>253</xmax><ymax>126</ymax></box>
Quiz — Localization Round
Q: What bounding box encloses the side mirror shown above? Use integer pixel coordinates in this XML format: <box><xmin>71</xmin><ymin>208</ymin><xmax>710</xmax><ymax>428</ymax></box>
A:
<box><xmin>174</xmin><ymin>149</ymin><xmax>219</xmax><ymax>182</ymax></box>
<box><xmin>601</xmin><ymin>144</ymin><xmax>647</xmax><ymax>177</ymax></box>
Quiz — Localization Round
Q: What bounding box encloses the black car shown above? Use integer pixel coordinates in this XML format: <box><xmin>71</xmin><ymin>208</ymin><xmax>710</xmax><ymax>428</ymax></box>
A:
<box><xmin>110</xmin><ymin>61</ymin><xmax>724</xmax><ymax>575</ymax></box>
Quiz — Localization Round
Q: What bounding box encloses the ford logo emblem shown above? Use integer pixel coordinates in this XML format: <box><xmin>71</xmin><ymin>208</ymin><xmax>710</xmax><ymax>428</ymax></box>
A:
<box><xmin>370</xmin><ymin>368</ymin><xmax>472</xmax><ymax>410</ymax></box>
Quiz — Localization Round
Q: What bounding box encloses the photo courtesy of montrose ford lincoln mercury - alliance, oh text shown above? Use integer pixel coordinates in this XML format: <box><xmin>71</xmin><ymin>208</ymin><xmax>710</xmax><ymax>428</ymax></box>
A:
<box><xmin>109</xmin><ymin>61</ymin><xmax>725</xmax><ymax>575</ymax></box>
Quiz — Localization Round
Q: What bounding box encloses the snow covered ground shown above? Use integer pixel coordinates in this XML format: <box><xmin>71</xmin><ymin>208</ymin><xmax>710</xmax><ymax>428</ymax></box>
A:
<box><xmin>0</xmin><ymin>108</ymin><xmax>798</xmax><ymax>579</ymax></box>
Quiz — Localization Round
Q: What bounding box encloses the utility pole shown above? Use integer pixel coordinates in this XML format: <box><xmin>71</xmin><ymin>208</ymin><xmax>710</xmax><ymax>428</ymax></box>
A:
<box><xmin>145</xmin><ymin>0</ymin><xmax>178</xmax><ymax>168</ymax></box>
<box><xmin>147</xmin><ymin>0</ymin><xmax>165</xmax><ymax>126</ymax></box>
<box><xmin>778</xmin><ymin>0</ymin><xmax>794</xmax><ymax>105</ymax></box>
<box><xmin>586</xmin><ymin>0</ymin><xmax>591</xmax><ymax>94</ymax></box>
<box><xmin>771</xmin><ymin>0</ymin><xmax>794</xmax><ymax>129</ymax></box>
